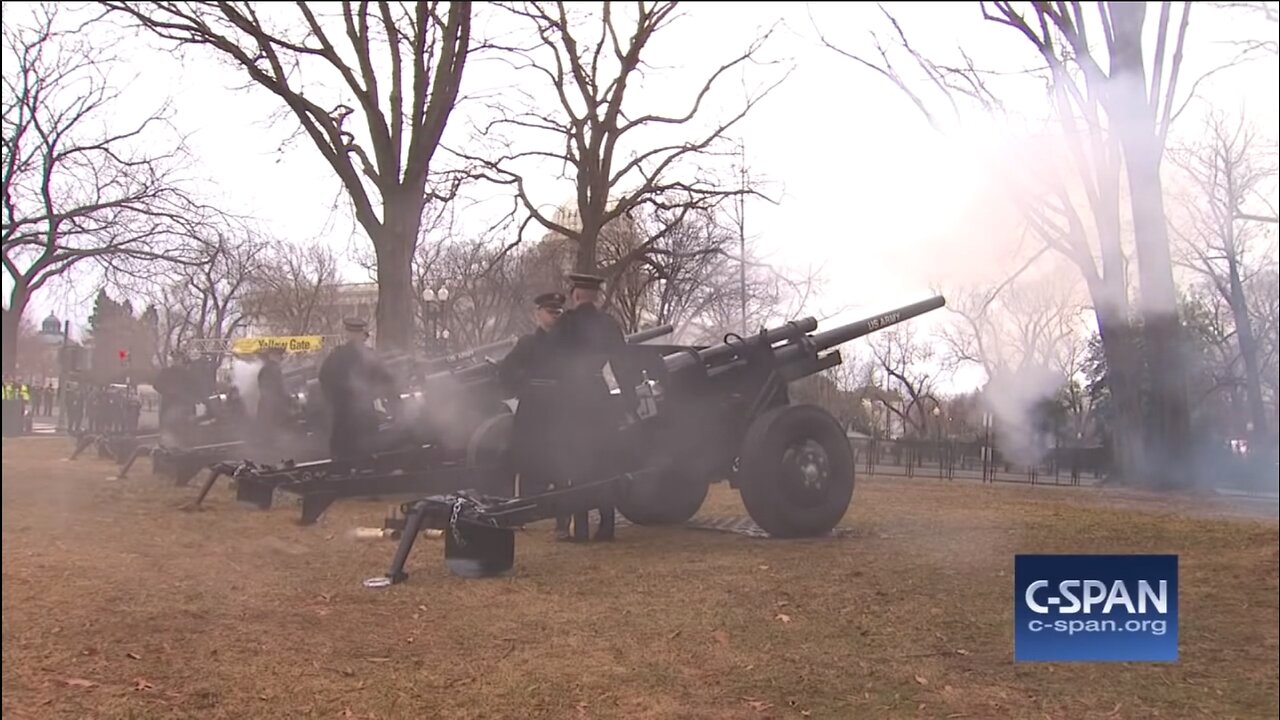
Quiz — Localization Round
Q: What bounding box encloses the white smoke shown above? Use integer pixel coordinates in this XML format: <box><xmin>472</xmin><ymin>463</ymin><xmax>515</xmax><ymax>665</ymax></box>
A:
<box><xmin>230</xmin><ymin>357</ymin><xmax>263</xmax><ymax>418</ymax></box>
<box><xmin>981</xmin><ymin>364</ymin><xmax>1064</xmax><ymax>466</ymax></box>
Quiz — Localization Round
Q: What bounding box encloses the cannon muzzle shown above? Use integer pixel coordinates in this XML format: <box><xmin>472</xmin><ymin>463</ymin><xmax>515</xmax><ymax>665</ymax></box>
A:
<box><xmin>810</xmin><ymin>295</ymin><xmax>946</xmax><ymax>352</ymax></box>
<box><xmin>627</xmin><ymin>324</ymin><xmax>675</xmax><ymax>344</ymax></box>
<box><xmin>430</xmin><ymin>336</ymin><xmax>520</xmax><ymax>367</ymax></box>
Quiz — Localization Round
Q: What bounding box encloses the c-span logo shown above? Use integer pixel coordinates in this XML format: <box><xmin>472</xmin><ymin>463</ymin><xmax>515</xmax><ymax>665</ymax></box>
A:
<box><xmin>1014</xmin><ymin>554</ymin><xmax>1178</xmax><ymax>662</ymax></box>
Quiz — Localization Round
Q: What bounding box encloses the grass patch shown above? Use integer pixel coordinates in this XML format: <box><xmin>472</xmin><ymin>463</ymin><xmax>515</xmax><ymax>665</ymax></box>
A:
<box><xmin>2</xmin><ymin>437</ymin><xmax>1277</xmax><ymax>719</ymax></box>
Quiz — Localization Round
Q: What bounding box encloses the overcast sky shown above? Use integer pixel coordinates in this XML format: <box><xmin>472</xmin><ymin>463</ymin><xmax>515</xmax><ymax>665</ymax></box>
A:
<box><xmin>8</xmin><ymin>1</ymin><xmax>1278</xmax><ymax>388</ymax></box>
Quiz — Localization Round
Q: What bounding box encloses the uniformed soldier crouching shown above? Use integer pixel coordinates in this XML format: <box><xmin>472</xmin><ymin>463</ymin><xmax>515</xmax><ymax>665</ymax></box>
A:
<box><xmin>318</xmin><ymin>318</ymin><xmax>398</xmax><ymax>461</ymax></box>
<box><xmin>549</xmin><ymin>273</ymin><xmax>641</xmax><ymax>542</ymax></box>
<box><xmin>498</xmin><ymin>291</ymin><xmax>570</xmax><ymax>538</ymax></box>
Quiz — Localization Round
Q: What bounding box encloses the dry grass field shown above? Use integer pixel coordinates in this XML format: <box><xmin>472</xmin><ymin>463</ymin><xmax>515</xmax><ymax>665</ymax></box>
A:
<box><xmin>2</xmin><ymin>435</ymin><xmax>1278</xmax><ymax>720</ymax></box>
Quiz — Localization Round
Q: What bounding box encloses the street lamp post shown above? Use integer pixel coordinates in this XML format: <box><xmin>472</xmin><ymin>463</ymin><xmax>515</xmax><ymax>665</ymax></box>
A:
<box><xmin>932</xmin><ymin>405</ymin><xmax>943</xmax><ymax>471</ymax></box>
<box><xmin>422</xmin><ymin>286</ymin><xmax>451</xmax><ymax>355</ymax></box>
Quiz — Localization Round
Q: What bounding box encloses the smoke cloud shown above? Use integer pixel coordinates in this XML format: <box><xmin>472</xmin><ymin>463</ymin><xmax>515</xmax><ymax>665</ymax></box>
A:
<box><xmin>231</xmin><ymin>357</ymin><xmax>263</xmax><ymax>418</ymax></box>
<box><xmin>981</xmin><ymin>364</ymin><xmax>1066</xmax><ymax>467</ymax></box>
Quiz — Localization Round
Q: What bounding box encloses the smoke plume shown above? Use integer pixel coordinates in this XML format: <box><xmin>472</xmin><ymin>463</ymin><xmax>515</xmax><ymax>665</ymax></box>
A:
<box><xmin>231</xmin><ymin>357</ymin><xmax>263</xmax><ymax>418</ymax></box>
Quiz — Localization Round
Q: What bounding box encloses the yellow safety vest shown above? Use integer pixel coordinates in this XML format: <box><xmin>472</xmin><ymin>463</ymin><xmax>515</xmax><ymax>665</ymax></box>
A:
<box><xmin>20</xmin><ymin>384</ymin><xmax>30</xmax><ymax>402</ymax></box>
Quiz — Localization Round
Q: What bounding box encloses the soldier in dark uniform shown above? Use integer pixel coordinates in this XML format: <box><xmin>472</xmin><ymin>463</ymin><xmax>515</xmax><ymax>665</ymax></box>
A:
<box><xmin>154</xmin><ymin>352</ymin><xmax>198</xmax><ymax>444</ymax></box>
<box><xmin>254</xmin><ymin>346</ymin><xmax>292</xmax><ymax>454</ymax></box>
<box><xmin>499</xmin><ymin>292</ymin><xmax>569</xmax><ymax>533</ymax></box>
<box><xmin>124</xmin><ymin>389</ymin><xmax>142</xmax><ymax>435</ymax></box>
<box><xmin>66</xmin><ymin>384</ymin><xmax>84</xmax><ymax>434</ymax></box>
<box><xmin>318</xmin><ymin>318</ymin><xmax>397</xmax><ymax>461</ymax></box>
<box><xmin>549</xmin><ymin>273</ymin><xmax>642</xmax><ymax>542</ymax></box>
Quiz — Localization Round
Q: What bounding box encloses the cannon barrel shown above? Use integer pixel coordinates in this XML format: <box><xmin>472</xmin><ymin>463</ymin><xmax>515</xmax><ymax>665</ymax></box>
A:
<box><xmin>809</xmin><ymin>295</ymin><xmax>946</xmax><ymax>352</ymax></box>
<box><xmin>285</xmin><ymin>336</ymin><xmax>523</xmax><ymax>387</ymax></box>
<box><xmin>627</xmin><ymin>324</ymin><xmax>676</xmax><ymax>344</ymax></box>
<box><xmin>664</xmin><ymin>318</ymin><xmax>819</xmax><ymax>374</ymax></box>
<box><xmin>661</xmin><ymin>297</ymin><xmax>945</xmax><ymax>378</ymax></box>
<box><xmin>403</xmin><ymin>323</ymin><xmax>678</xmax><ymax>398</ymax></box>
<box><xmin>429</xmin><ymin>336</ymin><xmax>519</xmax><ymax>367</ymax></box>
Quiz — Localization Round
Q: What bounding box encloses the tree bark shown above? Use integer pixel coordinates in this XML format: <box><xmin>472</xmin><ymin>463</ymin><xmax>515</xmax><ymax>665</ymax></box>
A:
<box><xmin>3</xmin><ymin>286</ymin><xmax>31</xmax><ymax>375</ymax></box>
<box><xmin>1108</xmin><ymin>2</ymin><xmax>1193</xmax><ymax>490</ymax></box>
<box><xmin>1227</xmin><ymin>254</ymin><xmax>1270</xmax><ymax>442</ymax></box>
<box><xmin>373</xmin><ymin>195</ymin><xmax>421</xmax><ymax>352</ymax></box>
<box><xmin>1093</xmin><ymin>301</ymin><xmax>1147</xmax><ymax>485</ymax></box>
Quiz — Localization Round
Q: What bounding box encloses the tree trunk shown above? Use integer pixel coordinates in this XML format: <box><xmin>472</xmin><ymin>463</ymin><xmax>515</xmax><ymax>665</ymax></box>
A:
<box><xmin>1108</xmin><ymin>2</ymin><xmax>1193</xmax><ymax>490</ymax></box>
<box><xmin>3</xmin><ymin>287</ymin><xmax>31</xmax><ymax>375</ymax></box>
<box><xmin>575</xmin><ymin>223</ymin><xmax>600</xmax><ymax>274</ymax></box>
<box><xmin>372</xmin><ymin>198</ymin><xmax>422</xmax><ymax>353</ymax></box>
<box><xmin>1093</xmin><ymin>301</ymin><xmax>1147</xmax><ymax>486</ymax></box>
<box><xmin>1227</xmin><ymin>255</ymin><xmax>1270</xmax><ymax>442</ymax></box>
<box><xmin>1126</xmin><ymin>164</ymin><xmax>1193</xmax><ymax>490</ymax></box>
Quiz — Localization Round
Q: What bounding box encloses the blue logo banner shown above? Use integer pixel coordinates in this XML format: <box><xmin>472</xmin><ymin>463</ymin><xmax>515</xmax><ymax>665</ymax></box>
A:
<box><xmin>1014</xmin><ymin>554</ymin><xmax>1178</xmax><ymax>662</ymax></box>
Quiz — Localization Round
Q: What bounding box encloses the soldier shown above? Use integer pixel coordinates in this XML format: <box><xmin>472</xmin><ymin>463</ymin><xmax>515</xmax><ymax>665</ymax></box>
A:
<box><xmin>254</xmin><ymin>346</ymin><xmax>292</xmax><ymax>454</ymax></box>
<box><xmin>154</xmin><ymin>351</ymin><xmax>198</xmax><ymax>444</ymax></box>
<box><xmin>66</xmin><ymin>384</ymin><xmax>84</xmax><ymax>434</ymax></box>
<box><xmin>549</xmin><ymin>273</ymin><xmax>642</xmax><ymax>542</ymax></box>
<box><xmin>499</xmin><ymin>292</ymin><xmax>569</xmax><ymax>533</ymax></box>
<box><xmin>124</xmin><ymin>388</ymin><xmax>142</xmax><ymax>435</ymax></box>
<box><xmin>318</xmin><ymin>318</ymin><xmax>397</xmax><ymax>461</ymax></box>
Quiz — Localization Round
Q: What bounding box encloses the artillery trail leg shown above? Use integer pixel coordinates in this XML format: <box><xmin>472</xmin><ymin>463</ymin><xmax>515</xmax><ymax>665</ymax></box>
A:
<box><xmin>116</xmin><ymin>446</ymin><xmax>148</xmax><ymax>479</ymax></box>
<box><xmin>298</xmin><ymin>493</ymin><xmax>338</xmax><ymax>526</ymax></box>
<box><xmin>191</xmin><ymin>469</ymin><xmax>225</xmax><ymax>508</ymax></box>
<box><xmin>69</xmin><ymin>435</ymin><xmax>94</xmax><ymax>460</ymax></box>
<box><xmin>368</xmin><ymin>504</ymin><xmax>430</xmax><ymax>587</ymax></box>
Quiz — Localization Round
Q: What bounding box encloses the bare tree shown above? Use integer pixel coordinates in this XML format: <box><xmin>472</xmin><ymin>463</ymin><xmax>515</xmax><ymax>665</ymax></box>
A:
<box><xmin>938</xmin><ymin>268</ymin><xmax>1088</xmax><ymax>382</ymax></box>
<box><xmin>868</xmin><ymin>324</ymin><xmax>940</xmax><ymax>439</ymax></box>
<box><xmin>2</xmin><ymin>4</ymin><xmax>207</xmax><ymax>373</ymax></box>
<box><xmin>1247</xmin><ymin>265</ymin><xmax>1279</xmax><ymax>421</ymax></box>
<box><xmin>417</xmin><ymin>238</ymin><xmax>533</xmax><ymax>348</ymax></box>
<box><xmin>100</xmin><ymin>1</ymin><xmax>474</xmax><ymax>352</ymax></box>
<box><xmin>244</xmin><ymin>240</ymin><xmax>344</xmax><ymax>336</ymax></box>
<box><xmin>145</xmin><ymin>230</ymin><xmax>268</xmax><ymax>363</ymax></box>
<box><xmin>1211</xmin><ymin>1</ymin><xmax>1279</xmax><ymax>57</ymax></box>
<box><xmin>1170</xmin><ymin>112</ymin><xmax>1278</xmax><ymax>441</ymax></box>
<box><xmin>819</xmin><ymin>1</ymin><xmax>1260</xmax><ymax>488</ymax></box>
<box><xmin>467</xmin><ymin>1</ymin><xmax>790</xmax><ymax>277</ymax></box>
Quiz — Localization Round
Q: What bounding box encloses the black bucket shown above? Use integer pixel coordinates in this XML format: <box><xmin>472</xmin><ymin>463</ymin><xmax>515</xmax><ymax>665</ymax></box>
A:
<box><xmin>444</xmin><ymin>521</ymin><xmax>515</xmax><ymax>578</ymax></box>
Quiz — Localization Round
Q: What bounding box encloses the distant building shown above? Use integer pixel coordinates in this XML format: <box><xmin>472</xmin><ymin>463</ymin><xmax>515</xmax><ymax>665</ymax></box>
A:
<box><xmin>326</xmin><ymin>282</ymin><xmax>379</xmax><ymax>331</ymax></box>
<box><xmin>241</xmin><ymin>281</ymin><xmax>379</xmax><ymax>338</ymax></box>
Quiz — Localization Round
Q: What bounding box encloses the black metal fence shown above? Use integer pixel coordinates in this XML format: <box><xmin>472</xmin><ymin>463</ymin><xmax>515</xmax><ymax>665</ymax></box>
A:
<box><xmin>848</xmin><ymin>437</ymin><xmax>1108</xmax><ymax>486</ymax></box>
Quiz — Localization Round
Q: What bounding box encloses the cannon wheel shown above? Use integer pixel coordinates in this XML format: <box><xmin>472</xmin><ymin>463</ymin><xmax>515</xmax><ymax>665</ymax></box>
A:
<box><xmin>736</xmin><ymin>403</ymin><xmax>854</xmax><ymax>538</ymax></box>
<box><xmin>465</xmin><ymin>412</ymin><xmax>516</xmax><ymax>497</ymax></box>
<box><xmin>617</xmin><ymin>466</ymin><xmax>709</xmax><ymax>526</ymax></box>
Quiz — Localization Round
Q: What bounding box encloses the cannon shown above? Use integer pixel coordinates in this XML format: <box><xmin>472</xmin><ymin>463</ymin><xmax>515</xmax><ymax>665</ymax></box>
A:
<box><xmin>130</xmin><ymin>337</ymin><xmax>529</xmax><ymax>485</ymax></box>
<box><xmin>194</xmin><ymin>324</ymin><xmax>677</xmax><ymax>524</ymax></box>
<box><xmin>69</xmin><ymin>430</ymin><xmax>160</xmax><ymax>464</ymax></box>
<box><xmin>366</xmin><ymin>296</ymin><xmax>947</xmax><ymax>586</ymax></box>
<box><xmin>114</xmin><ymin>386</ymin><xmax>301</xmax><ymax>485</ymax></box>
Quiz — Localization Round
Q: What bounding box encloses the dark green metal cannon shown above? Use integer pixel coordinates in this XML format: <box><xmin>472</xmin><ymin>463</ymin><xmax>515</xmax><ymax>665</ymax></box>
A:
<box><xmin>367</xmin><ymin>296</ymin><xmax>947</xmax><ymax>585</ymax></box>
<box><xmin>197</xmin><ymin>323</ymin><xmax>677</xmax><ymax>524</ymax></box>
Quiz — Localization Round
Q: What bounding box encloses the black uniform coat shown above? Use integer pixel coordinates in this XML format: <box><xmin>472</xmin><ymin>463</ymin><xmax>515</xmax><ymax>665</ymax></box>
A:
<box><xmin>499</xmin><ymin>327</ymin><xmax>560</xmax><ymax>493</ymax></box>
<box><xmin>547</xmin><ymin>303</ymin><xmax>640</xmax><ymax>481</ymax></box>
<box><xmin>256</xmin><ymin>359</ymin><xmax>291</xmax><ymax>428</ymax></box>
<box><xmin>153</xmin><ymin>365</ymin><xmax>198</xmax><ymax>433</ymax></box>
<box><xmin>318</xmin><ymin>342</ymin><xmax>396</xmax><ymax>459</ymax></box>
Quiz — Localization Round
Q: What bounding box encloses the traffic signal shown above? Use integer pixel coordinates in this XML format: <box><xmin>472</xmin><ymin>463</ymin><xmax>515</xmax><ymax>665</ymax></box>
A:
<box><xmin>118</xmin><ymin>349</ymin><xmax>130</xmax><ymax>366</ymax></box>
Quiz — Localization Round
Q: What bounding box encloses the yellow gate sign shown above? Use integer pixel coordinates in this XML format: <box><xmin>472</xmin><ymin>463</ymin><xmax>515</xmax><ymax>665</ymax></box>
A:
<box><xmin>231</xmin><ymin>335</ymin><xmax>326</xmax><ymax>355</ymax></box>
